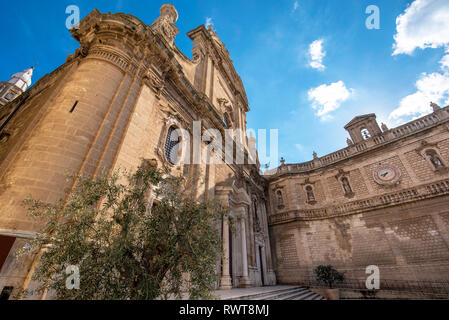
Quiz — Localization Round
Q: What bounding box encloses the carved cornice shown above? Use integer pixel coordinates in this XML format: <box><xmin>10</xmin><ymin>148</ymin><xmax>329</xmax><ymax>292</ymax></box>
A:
<box><xmin>269</xmin><ymin>178</ymin><xmax>449</xmax><ymax>225</ymax></box>
<box><xmin>85</xmin><ymin>46</ymin><xmax>134</xmax><ymax>73</ymax></box>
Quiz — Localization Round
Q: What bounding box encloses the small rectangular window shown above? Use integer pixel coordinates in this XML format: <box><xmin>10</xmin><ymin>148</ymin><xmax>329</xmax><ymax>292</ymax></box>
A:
<box><xmin>70</xmin><ymin>101</ymin><xmax>79</xmax><ymax>113</ymax></box>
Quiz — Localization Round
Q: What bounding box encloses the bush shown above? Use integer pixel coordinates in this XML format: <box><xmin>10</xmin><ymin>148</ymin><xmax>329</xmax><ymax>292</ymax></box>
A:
<box><xmin>314</xmin><ymin>265</ymin><xmax>345</xmax><ymax>289</ymax></box>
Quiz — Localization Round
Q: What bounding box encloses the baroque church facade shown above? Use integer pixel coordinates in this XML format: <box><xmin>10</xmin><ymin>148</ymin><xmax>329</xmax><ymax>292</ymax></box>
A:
<box><xmin>0</xmin><ymin>5</ymin><xmax>449</xmax><ymax>299</ymax></box>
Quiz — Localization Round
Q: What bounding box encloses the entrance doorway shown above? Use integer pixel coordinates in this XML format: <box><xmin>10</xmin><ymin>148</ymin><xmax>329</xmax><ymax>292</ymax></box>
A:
<box><xmin>0</xmin><ymin>235</ymin><xmax>15</xmax><ymax>272</ymax></box>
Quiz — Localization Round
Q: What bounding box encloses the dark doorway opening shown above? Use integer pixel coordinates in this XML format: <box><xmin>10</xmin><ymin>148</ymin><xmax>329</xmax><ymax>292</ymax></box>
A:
<box><xmin>0</xmin><ymin>235</ymin><xmax>15</xmax><ymax>272</ymax></box>
<box><xmin>0</xmin><ymin>286</ymin><xmax>13</xmax><ymax>300</ymax></box>
<box><xmin>259</xmin><ymin>246</ymin><xmax>265</xmax><ymax>286</ymax></box>
<box><xmin>229</xmin><ymin>228</ymin><xmax>233</xmax><ymax>287</ymax></box>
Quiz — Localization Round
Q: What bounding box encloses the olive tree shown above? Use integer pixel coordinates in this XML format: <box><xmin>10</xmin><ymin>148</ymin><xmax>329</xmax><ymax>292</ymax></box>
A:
<box><xmin>17</xmin><ymin>161</ymin><xmax>225</xmax><ymax>300</ymax></box>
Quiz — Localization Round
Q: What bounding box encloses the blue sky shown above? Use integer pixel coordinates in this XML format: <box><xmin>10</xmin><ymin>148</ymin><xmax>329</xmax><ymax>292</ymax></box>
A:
<box><xmin>2</xmin><ymin>0</ymin><xmax>449</xmax><ymax>167</ymax></box>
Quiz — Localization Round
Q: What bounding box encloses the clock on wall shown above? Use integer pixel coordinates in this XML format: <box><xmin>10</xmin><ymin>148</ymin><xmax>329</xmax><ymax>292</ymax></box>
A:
<box><xmin>373</xmin><ymin>165</ymin><xmax>402</xmax><ymax>186</ymax></box>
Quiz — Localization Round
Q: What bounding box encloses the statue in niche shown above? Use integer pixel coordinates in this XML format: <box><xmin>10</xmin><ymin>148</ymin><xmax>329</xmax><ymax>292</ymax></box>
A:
<box><xmin>341</xmin><ymin>177</ymin><xmax>353</xmax><ymax>195</ymax></box>
<box><xmin>306</xmin><ymin>186</ymin><xmax>315</xmax><ymax>202</ymax></box>
<box><xmin>276</xmin><ymin>190</ymin><xmax>284</xmax><ymax>207</ymax></box>
<box><xmin>427</xmin><ymin>151</ymin><xmax>445</xmax><ymax>169</ymax></box>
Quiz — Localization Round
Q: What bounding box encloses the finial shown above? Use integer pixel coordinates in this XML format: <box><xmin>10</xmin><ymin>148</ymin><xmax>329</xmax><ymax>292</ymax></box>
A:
<box><xmin>160</xmin><ymin>4</ymin><xmax>178</xmax><ymax>23</ymax></box>
<box><xmin>280</xmin><ymin>157</ymin><xmax>286</xmax><ymax>166</ymax></box>
<box><xmin>313</xmin><ymin>151</ymin><xmax>318</xmax><ymax>160</ymax></box>
<box><xmin>381</xmin><ymin>123</ymin><xmax>389</xmax><ymax>132</ymax></box>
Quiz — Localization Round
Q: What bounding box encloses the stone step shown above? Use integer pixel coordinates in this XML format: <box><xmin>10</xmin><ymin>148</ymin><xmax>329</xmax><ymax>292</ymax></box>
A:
<box><xmin>289</xmin><ymin>290</ymin><xmax>323</xmax><ymax>300</ymax></box>
<box><xmin>251</xmin><ymin>288</ymin><xmax>310</xmax><ymax>300</ymax></box>
<box><xmin>227</xmin><ymin>286</ymin><xmax>302</xmax><ymax>300</ymax></box>
<box><xmin>216</xmin><ymin>285</ymin><xmax>325</xmax><ymax>301</ymax></box>
<box><xmin>277</xmin><ymin>289</ymin><xmax>316</xmax><ymax>300</ymax></box>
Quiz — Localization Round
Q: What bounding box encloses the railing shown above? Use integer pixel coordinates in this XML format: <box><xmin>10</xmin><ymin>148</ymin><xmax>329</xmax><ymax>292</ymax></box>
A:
<box><xmin>267</xmin><ymin>107</ymin><xmax>449</xmax><ymax>178</ymax></box>
<box><xmin>269</xmin><ymin>179</ymin><xmax>449</xmax><ymax>224</ymax></box>
<box><xmin>391</xmin><ymin>113</ymin><xmax>440</xmax><ymax>139</ymax></box>
<box><xmin>301</xmin><ymin>277</ymin><xmax>449</xmax><ymax>296</ymax></box>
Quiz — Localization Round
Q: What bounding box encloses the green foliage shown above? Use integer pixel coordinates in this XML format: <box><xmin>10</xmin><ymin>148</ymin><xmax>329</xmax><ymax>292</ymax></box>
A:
<box><xmin>314</xmin><ymin>265</ymin><xmax>345</xmax><ymax>289</ymax></box>
<box><xmin>17</xmin><ymin>161</ymin><xmax>226</xmax><ymax>300</ymax></box>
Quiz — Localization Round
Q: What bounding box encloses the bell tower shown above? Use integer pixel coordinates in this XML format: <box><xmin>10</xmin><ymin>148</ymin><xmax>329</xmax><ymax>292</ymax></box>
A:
<box><xmin>344</xmin><ymin>113</ymin><xmax>382</xmax><ymax>144</ymax></box>
<box><xmin>0</xmin><ymin>67</ymin><xmax>34</xmax><ymax>107</ymax></box>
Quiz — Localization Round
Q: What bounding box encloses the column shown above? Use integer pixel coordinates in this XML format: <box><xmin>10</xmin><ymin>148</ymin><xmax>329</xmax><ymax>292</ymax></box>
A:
<box><xmin>240</xmin><ymin>216</ymin><xmax>251</xmax><ymax>287</ymax></box>
<box><xmin>220</xmin><ymin>216</ymin><xmax>232</xmax><ymax>290</ymax></box>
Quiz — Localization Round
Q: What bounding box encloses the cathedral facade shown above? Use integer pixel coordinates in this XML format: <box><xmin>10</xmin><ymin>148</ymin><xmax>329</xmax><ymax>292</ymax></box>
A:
<box><xmin>0</xmin><ymin>5</ymin><xmax>276</xmax><ymax>299</ymax></box>
<box><xmin>0</xmin><ymin>4</ymin><xmax>449</xmax><ymax>299</ymax></box>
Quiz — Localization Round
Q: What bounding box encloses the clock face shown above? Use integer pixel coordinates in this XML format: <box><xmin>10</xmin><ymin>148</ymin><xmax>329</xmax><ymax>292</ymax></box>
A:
<box><xmin>373</xmin><ymin>165</ymin><xmax>401</xmax><ymax>186</ymax></box>
<box><xmin>377</xmin><ymin>168</ymin><xmax>395</xmax><ymax>181</ymax></box>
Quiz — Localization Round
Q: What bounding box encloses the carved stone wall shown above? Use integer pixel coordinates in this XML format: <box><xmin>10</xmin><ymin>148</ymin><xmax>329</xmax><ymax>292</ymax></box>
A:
<box><xmin>268</xmin><ymin>108</ymin><xmax>449</xmax><ymax>286</ymax></box>
<box><xmin>0</xmin><ymin>5</ymin><xmax>275</xmax><ymax>298</ymax></box>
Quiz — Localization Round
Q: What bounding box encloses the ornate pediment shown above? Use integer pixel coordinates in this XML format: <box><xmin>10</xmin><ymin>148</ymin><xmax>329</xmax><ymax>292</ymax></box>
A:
<box><xmin>300</xmin><ymin>177</ymin><xmax>315</xmax><ymax>186</ymax></box>
<box><xmin>217</xmin><ymin>98</ymin><xmax>233</xmax><ymax>115</ymax></box>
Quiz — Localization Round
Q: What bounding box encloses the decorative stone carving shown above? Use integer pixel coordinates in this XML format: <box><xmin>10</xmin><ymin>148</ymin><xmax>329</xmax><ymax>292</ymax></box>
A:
<box><xmin>150</xmin><ymin>4</ymin><xmax>180</xmax><ymax>45</ymax></box>
<box><xmin>66</xmin><ymin>45</ymin><xmax>89</xmax><ymax>62</ymax></box>
<box><xmin>144</xmin><ymin>68</ymin><xmax>165</xmax><ymax>99</ymax></box>
<box><xmin>430</xmin><ymin>102</ymin><xmax>441</xmax><ymax>112</ymax></box>
<box><xmin>300</xmin><ymin>177</ymin><xmax>315</xmax><ymax>186</ymax></box>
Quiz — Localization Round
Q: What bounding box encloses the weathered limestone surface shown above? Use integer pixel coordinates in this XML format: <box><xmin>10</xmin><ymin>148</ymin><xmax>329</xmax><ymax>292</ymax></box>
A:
<box><xmin>268</xmin><ymin>109</ymin><xmax>449</xmax><ymax>285</ymax></box>
<box><xmin>0</xmin><ymin>5</ymin><xmax>275</xmax><ymax>298</ymax></box>
<box><xmin>1</xmin><ymin>3</ymin><xmax>448</xmax><ymax>299</ymax></box>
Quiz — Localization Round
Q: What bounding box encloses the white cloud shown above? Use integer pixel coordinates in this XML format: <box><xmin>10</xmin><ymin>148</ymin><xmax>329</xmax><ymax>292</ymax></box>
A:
<box><xmin>205</xmin><ymin>17</ymin><xmax>214</xmax><ymax>29</ymax></box>
<box><xmin>308</xmin><ymin>81</ymin><xmax>353</xmax><ymax>120</ymax></box>
<box><xmin>392</xmin><ymin>0</ymin><xmax>449</xmax><ymax>55</ymax></box>
<box><xmin>440</xmin><ymin>53</ymin><xmax>449</xmax><ymax>69</ymax></box>
<box><xmin>308</xmin><ymin>39</ymin><xmax>326</xmax><ymax>71</ymax></box>
<box><xmin>389</xmin><ymin>71</ymin><xmax>449</xmax><ymax>124</ymax></box>
<box><xmin>293</xmin><ymin>1</ymin><xmax>299</xmax><ymax>12</ymax></box>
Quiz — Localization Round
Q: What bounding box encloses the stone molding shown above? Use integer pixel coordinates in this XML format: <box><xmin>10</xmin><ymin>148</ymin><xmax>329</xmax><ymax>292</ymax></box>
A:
<box><xmin>269</xmin><ymin>178</ymin><xmax>449</xmax><ymax>225</ymax></box>
<box><xmin>268</xmin><ymin>108</ymin><xmax>449</xmax><ymax>179</ymax></box>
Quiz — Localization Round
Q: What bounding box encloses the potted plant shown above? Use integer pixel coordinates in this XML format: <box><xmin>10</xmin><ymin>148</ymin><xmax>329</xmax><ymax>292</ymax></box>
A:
<box><xmin>314</xmin><ymin>265</ymin><xmax>345</xmax><ymax>300</ymax></box>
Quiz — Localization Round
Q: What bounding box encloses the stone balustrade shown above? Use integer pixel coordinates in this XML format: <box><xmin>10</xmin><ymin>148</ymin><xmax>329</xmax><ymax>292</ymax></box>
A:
<box><xmin>269</xmin><ymin>178</ymin><xmax>449</xmax><ymax>225</ymax></box>
<box><xmin>268</xmin><ymin>107</ymin><xmax>449</xmax><ymax>178</ymax></box>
